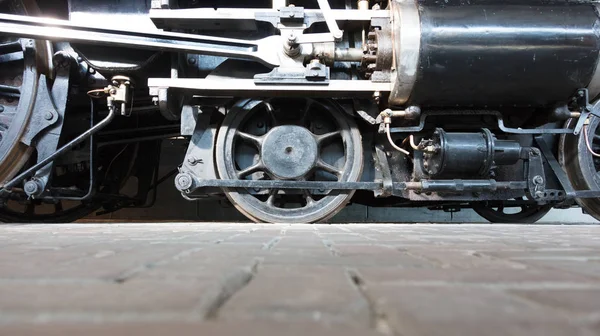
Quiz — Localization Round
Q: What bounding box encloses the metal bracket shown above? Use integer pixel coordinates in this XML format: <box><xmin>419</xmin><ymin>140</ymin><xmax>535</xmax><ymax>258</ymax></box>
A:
<box><xmin>279</xmin><ymin>6</ymin><xmax>305</xmax><ymax>24</ymax></box>
<box><xmin>535</xmin><ymin>135</ymin><xmax>600</xmax><ymax>200</ymax></box>
<box><xmin>387</xmin><ymin>110</ymin><xmax>576</xmax><ymax>135</ymax></box>
<box><xmin>22</xmin><ymin>58</ymin><xmax>71</xmax><ymax>198</ymax></box>
<box><xmin>20</xmin><ymin>75</ymin><xmax>60</xmax><ymax>147</ymax></box>
<box><xmin>150</xmin><ymin>87</ymin><xmax>182</xmax><ymax>121</ymax></box>
<box><xmin>373</xmin><ymin>145</ymin><xmax>393</xmax><ymax>197</ymax></box>
<box><xmin>525</xmin><ymin>147</ymin><xmax>548</xmax><ymax>202</ymax></box>
<box><xmin>535</xmin><ymin>136</ymin><xmax>575</xmax><ymax>197</ymax></box>
<box><xmin>571</xmin><ymin>88</ymin><xmax>600</xmax><ymax>135</ymax></box>
<box><xmin>254</xmin><ymin>60</ymin><xmax>330</xmax><ymax>85</ymax></box>
<box><xmin>176</xmin><ymin>110</ymin><xmax>218</xmax><ymax>194</ymax></box>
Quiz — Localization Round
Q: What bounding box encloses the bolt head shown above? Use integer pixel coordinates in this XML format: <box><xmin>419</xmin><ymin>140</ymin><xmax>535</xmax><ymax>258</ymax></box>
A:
<box><xmin>44</xmin><ymin>112</ymin><xmax>53</xmax><ymax>121</ymax></box>
<box><xmin>287</xmin><ymin>32</ymin><xmax>297</xmax><ymax>43</ymax></box>
<box><xmin>175</xmin><ymin>173</ymin><xmax>193</xmax><ymax>191</ymax></box>
<box><xmin>533</xmin><ymin>176</ymin><xmax>544</xmax><ymax>185</ymax></box>
<box><xmin>24</xmin><ymin>181</ymin><xmax>40</xmax><ymax>195</ymax></box>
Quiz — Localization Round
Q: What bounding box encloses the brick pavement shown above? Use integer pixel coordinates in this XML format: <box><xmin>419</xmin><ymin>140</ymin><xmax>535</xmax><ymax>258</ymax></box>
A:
<box><xmin>0</xmin><ymin>224</ymin><xmax>599</xmax><ymax>335</ymax></box>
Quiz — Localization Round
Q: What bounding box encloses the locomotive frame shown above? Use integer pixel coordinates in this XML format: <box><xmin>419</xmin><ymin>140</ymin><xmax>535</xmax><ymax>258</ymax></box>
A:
<box><xmin>0</xmin><ymin>0</ymin><xmax>599</xmax><ymax>223</ymax></box>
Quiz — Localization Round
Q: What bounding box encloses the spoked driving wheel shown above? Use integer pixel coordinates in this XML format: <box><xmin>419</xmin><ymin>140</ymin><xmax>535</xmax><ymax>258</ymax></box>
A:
<box><xmin>560</xmin><ymin>117</ymin><xmax>600</xmax><ymax>221</ymax></box>
<box><xmin>216</xmin><ymin>98</ymin><xmax>363</xmax><ymax>223</ymax></box>
<box><xmin>0</xmin><ymin>0</ymin><xmax>131</xmax><ymax>223</ymax></box>
<box><xmin>472</xmin><ymin>197</ymin><xmax>552</xmax><ymax>223</ymax></box>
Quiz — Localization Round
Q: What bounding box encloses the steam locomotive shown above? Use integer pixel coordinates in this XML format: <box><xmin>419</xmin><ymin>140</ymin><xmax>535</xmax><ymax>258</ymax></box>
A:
<box><xmin>0</xmin><ymin>0</ymin><xmax>599</xmax><ymax>223</ymax></box>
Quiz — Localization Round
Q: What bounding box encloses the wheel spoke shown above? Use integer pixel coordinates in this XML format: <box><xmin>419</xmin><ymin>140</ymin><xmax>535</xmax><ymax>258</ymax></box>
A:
<box><xmin>266</xmin><ymin>189</ymin><xmax>279</xmax><ymax>206</ymax></box>
<box><xmin>0</xmin><ymin>84</ymin><xmax>20</xmax><ymax>99</ymax></box>
<box><xmin>217</xmin><ymin>97</ymin><xmax>362</xmax><ymax>223</ymax></box>
<box><xmin>302</xmin><ymin>190</ymin><xmax>315</xmax><ymax>206</ymax></box>
<box><xmin>54</xmin><ymin>201</ymin><xmax>64</xmax><ymax>213</ymax></box>
<box><xmin>263</xmin><ymin>102</ymin><xmax>278</xmax><ymax>127</ymax></box>
<box><xmin>0</xmin><ymin>50</ymin><xmax>23</xmax><ymax>64</ymax></box>
<box><xmin>299</xmin><ymin>100</ymin><xmax>314</xmax><ymax>127</ymax></box>
<box><xmin>316</xmin><ymin>160</ymin><xmax>342</xmax><ymax>177</ymax></box>
<box><xmin>235</xmin><ymin>130</ymin><xmax>263</xmax><ymax>149</ymax></box>
<box><xmin>237</xmin><ymin>162</ymin><xmax>264</xmax><ymax>179</ymax></box>
<box><xmin>315</xmin><ymin>130</ymin><xmax>342</xmax><ymax>147</ymax></box>
<box><xmin>24</xmin><ymin>202</ymin><xmax>34</xmax><ymax>216</ymax></box>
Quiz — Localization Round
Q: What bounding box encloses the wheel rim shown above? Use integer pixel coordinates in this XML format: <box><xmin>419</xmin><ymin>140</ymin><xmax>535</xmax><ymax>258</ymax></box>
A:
<box><xmin>0</xmin><ymin>1</ymin><xmax>93</xmax><ymax>223</ymax></box>
<box><xmin>473</xmin><ymin>197</ymin><xmax>552</xmax><ymax>223</ymax></box>
<box><xmin>561</xmin><ymin>117</ymin><xmax>600</xmax><ymax>220</ymax></box>
<box><xmin>0</xmin><ymin>37</ymin><xmax>40</xmax><ymax>182</ymax></box>
<box><xmin>215</xmin><ymin>98</ymin><xmax>363</xmax><ymax>223</ymax></box>
<box><xmin>0</xmin><ymin>0</ymin><xmax>53</xmax><ymax>182</ymax></box>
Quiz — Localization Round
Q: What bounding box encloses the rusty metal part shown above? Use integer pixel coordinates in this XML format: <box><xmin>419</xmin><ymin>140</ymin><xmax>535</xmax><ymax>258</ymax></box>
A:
<box><xmin>388</xmin><ymin>0</ymin><xmax>421</xmax><ymax>105</ymax></box>
<box><xmin>0</xmin><ymin>0</ymin><xmax>52</xmax><ymax>184</ymax></box>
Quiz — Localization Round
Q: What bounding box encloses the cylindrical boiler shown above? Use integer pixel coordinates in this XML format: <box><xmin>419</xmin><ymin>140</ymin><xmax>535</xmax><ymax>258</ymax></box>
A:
<box><xmin>389</xmin><ymin>0</ymin><xmax>600</xmax><ymax>108</ymax></box>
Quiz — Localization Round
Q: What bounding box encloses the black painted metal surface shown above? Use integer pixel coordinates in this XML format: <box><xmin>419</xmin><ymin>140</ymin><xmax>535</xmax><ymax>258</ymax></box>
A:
<box><xmin>409</xmin><ymin>2</ymin><xmax>600</xmax><ymax>107</ymax></box>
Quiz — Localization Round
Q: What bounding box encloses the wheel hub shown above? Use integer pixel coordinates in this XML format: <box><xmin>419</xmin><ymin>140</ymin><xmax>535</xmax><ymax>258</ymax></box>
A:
<box><xmin>215</xmin><ymin>98</ymin><xmax>363</xmax><ymax>223</ymax></box>
<box><xmin>261</xmin><ymin>125</ymin><xmax>318</xmax><ymax>180</ymax></box>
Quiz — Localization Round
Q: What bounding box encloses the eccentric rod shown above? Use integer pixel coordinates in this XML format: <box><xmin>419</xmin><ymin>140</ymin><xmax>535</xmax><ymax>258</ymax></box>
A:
<box><xmin>1</xmin><ymin>106</ymin><xmax>116</xmax><ymax>192</ymax></box>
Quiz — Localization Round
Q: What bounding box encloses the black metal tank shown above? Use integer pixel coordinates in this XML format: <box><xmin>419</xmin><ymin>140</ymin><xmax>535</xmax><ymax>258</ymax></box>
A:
<box><xmin>404</xmin><ymin>1</ymin><xmax>600</xmax><ymax>108</ymax></box>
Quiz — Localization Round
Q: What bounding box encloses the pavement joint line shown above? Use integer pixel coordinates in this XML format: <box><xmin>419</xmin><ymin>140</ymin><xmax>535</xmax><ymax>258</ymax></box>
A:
<box><xmin>0</xmin><ymin>311</ymin><xmax>203</xmax><ymax>325</ymax></box>
<box><xmin>112</xmin><ymin>246</ymin><xmax>205</xmax><ymax>284</ymax></box>
<box><xmin>372</xmin><ymin>281</ymin><xmax>600</xmax><ymax>290</ymax></box>
<box><xmin>323</xmin><ymin>240</ymin><xmax>339</xmax><ymax>256</ymax></box>
<box><xmin>1</xmin><ymin>224</ymin><xmax>599</xmax><ymax>332</ymax></box>
<box><xmin>112</xmin><ymin>230</ymin><xmax>251</xmax><ymax>283</ymax></box>
<box><xmin>346</xmin><ymin>268</ymin><xmax>398</xmax><ymax>336</ymax></box>
<box><xmin>312</xmin><ymin>230</ymin><xmax>341</xmax><ymax>256</ymax></box>
<box><xmin>262</xmin><ymin>237</ymin><xmax>282</xmax><ymax>251</ymax></box>
<box><xmin>335</xmin><ymin>225</ymin><xmax>377</xmax><ymax>241</ymax></box>
<box><xmin>388</xmin><ymin>246</ymin><xmax>447</xmax><ymax>268</ymax></box>
<box><xmin>194</xmin><ymin>258</ymin><xmax>262</xmax><ymax>320</ymax></box>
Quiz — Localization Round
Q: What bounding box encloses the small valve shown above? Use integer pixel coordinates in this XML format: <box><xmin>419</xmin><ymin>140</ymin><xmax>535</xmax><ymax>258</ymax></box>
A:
<box><xmin>106</xmin><ymin>75</ymin><xmax>133</xmax><ymax>116</ymax></box>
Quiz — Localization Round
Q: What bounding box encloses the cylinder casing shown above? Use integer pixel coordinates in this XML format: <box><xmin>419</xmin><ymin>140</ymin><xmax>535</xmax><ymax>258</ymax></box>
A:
<box><xmin>422</xmin><ymin>128</ymin><xmax>522</xmax><ymax>178</ymax></box>
<box><xmin>390</xmin><ymin>1</ymin><xmax>600</xmax><ymax>108</ymax></box>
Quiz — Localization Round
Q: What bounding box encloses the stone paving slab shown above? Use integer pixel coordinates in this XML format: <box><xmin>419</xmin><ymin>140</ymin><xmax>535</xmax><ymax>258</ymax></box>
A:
<box><xmin>0</xmin><ymin>224</ymin><xmax>599</xmax><ymax>335</ymax></box>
